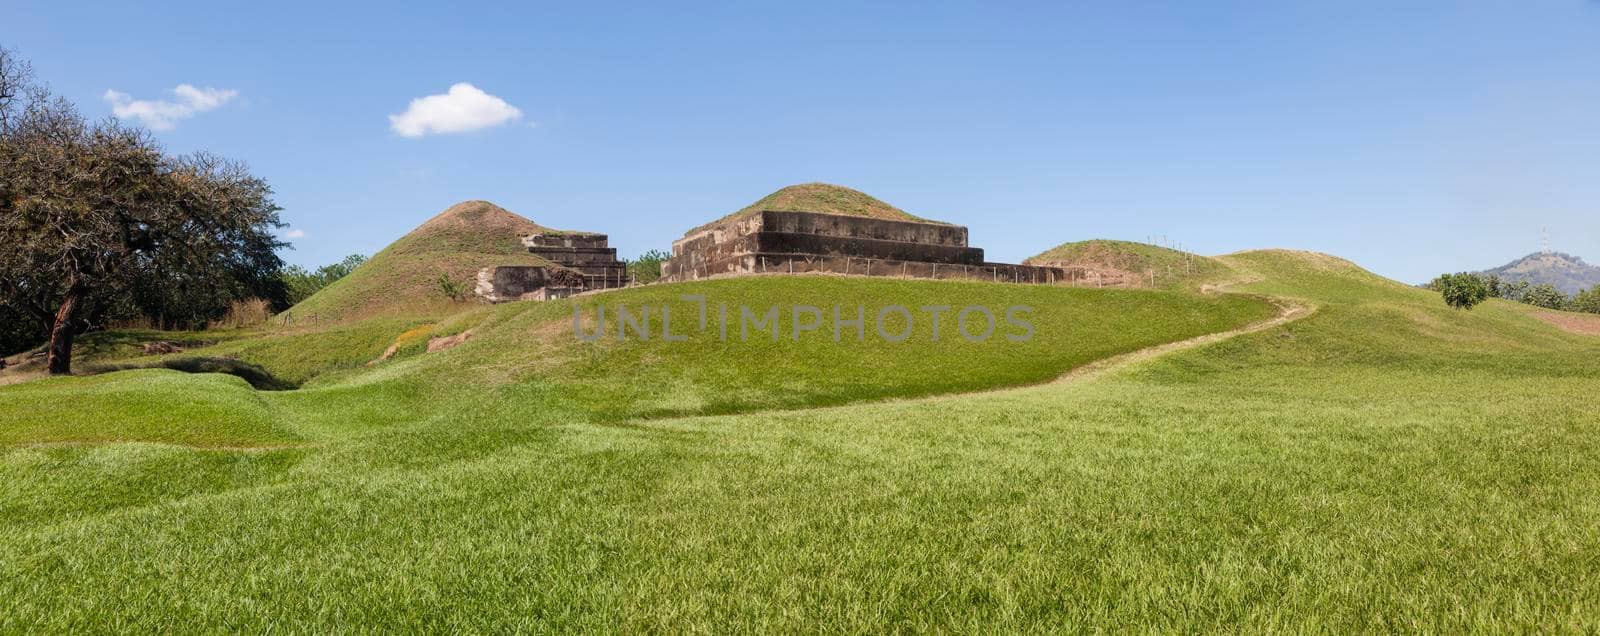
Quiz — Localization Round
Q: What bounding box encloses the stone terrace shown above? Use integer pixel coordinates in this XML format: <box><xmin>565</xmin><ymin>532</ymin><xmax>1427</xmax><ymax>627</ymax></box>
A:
<box><xmin>661</xmin><ymin>209</ymin><xmax>1067</xmax><ymax>284</ymax></box>
<box><xmin>476</xmin><ymin>232</ymin><xmax>629</xmax><ymax>302</ymax></box>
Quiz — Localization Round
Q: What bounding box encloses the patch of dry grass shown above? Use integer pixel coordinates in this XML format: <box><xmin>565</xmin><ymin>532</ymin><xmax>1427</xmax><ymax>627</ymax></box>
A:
<box><xmin>213</xmin><ymin>298</ymin><xmax>273</xmax><ymax>329</ymax></box>
<box><xmin>1533</xmin><ymin>310</ymin><xmax>1600</xmax><ymax>335</ymax></box>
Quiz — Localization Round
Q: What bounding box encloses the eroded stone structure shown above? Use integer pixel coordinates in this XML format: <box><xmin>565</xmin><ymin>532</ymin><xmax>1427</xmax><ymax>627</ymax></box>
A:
<box><xmin>660</xmin><ymin>210</ymin><xmax>1068</xmax><ymax>284</ymax></box>
<box><xmin>523</xmin><ymin>233</ymin><xmax>629</xmax><ymax>289</ymax></box>
<box><xmin>476</xmin><ymin>232</ymin><xmax>629</xmax><ymax>302</ymax></box>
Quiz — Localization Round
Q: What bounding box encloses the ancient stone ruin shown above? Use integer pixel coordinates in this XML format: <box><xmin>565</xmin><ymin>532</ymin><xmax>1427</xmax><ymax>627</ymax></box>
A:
<box><xmin>473</xmin><ymin>184</ymin><xmax>1136</xmax><ymax>304</ymax></box>
<box><xmin>476</xmin><ymin>232</ymin><xmax>629</xmax><ymax>302</ymax></box>
<box><xmin>660</xmin><ymin>183</ymin><xmax>1068</xmax><ymax>284</ymax></box>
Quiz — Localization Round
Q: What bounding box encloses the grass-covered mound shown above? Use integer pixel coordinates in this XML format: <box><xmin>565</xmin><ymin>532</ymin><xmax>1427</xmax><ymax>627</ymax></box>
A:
<box><xmin>5</xmin><ymin>250</ymin><xmax>1600</xmax><ymax>631</ymax></box>
<box><xmin>1028</xmin><ymin>239</ymin><xmax>1233</xmax><ymax>290</ymax></box>
<box><xmin>27</xmin><ymin>275</ymin><xmax>1278</xmax><ymax>431</ymax></box>
<box><xmin>0</xmin><ymin>370</ymin><xmax>298</xmax><ymax>447</ymax></box>
<box><xmin>281</xmin><ymin>200</ymin><xmax>578</xmax><ymax>323</ymax></box>
<box><xmin>688</xmin><ymin>183</ymin><xmax>948</xmax><ymax>234</ymax></box>
<box><xmin>373</xmin><ymin>275</ymin><xmax>1275</xmax><ymax>420</ymax></box>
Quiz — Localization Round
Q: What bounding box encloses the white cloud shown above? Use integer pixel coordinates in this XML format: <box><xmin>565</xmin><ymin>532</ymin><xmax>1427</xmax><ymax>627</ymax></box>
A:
<box><xmin>283</xmin><ymin>229</ymin><xmax>306</xmax><ymax>239</ymax></box>
<box><xmin>103</xmin><ymin>84</ymin><xmax>238</xmax><ymax>130</ymax></box>
<box><xmin>388</xmin><ymin>83</ymin><xmax>523</xmax><ymax>138</ymax></box>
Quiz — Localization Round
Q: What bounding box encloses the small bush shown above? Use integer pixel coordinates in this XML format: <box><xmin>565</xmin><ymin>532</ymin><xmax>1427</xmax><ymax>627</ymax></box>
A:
<box><xmin>1430</xmin><ymin>272</ymin><xmax>1491</xmax><ymax>310</ymax></box>
<box><xmin>626</xmin><ymin>249</ymin><xmax>672</xmax><ymax>284</ymax></box>
<box><xmin>435</xmin><ymin>272</ymin><xmax>470</xmax><ymax>302</ymax></box>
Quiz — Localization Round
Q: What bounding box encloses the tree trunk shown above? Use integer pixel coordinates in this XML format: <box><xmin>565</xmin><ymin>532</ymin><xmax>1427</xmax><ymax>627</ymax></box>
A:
<box><xmin>46</xmin><ymin>286</ymin><xmax>81</xmax><ymax>375</ymax></box>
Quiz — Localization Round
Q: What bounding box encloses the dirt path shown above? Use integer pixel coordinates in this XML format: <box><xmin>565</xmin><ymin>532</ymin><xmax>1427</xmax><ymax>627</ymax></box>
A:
<box><xmin>1051</xmin><ymin>295</ymin><xmax>1308</xmax><ymax>384</ymax></box>
<box><xmin>637</xmin><ymin>284</ymin><xmax>1313</xmax><ymax>423</ymax></box>
<box><xmin>933</xmin><ymin>288</ymin><xmax>1309</xmax><ymax>403</ymax></box>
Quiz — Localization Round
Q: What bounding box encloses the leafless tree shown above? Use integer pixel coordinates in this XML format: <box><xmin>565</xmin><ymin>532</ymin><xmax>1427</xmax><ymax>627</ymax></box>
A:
<box><xmin>0</xmin><ymin>46</ymin><xmax>36</xmax><ymax>131</ymax></box>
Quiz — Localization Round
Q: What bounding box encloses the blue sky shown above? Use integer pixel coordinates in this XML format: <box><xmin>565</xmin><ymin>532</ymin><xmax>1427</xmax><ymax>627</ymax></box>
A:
<box><xmin>7</xmin><ymin>1</ymin><xmax>1599</xmax><ymax>283</ymax></box>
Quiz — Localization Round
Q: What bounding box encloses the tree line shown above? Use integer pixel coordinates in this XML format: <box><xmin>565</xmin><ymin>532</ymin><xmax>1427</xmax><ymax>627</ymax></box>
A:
<box><xmin>1430</xmin><ymin>271</ymin><xmax>1600</xmax><ymax>314</ymax></box>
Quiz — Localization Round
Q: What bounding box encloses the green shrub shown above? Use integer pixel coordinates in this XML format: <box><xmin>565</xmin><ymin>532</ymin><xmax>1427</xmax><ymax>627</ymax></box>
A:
<box><xmin>626</xmin><ymin>249</ymin><xmax>671</xmax><ymax>284</ymax></box>
<box><xmin>1570</xmin><ymin>287</ymin><xmax>1600</xmax><ymax>314</ymax></box>
<box><xmin>435</xmin><ymin>272</ymin><xmax>470</xmax><ymax>302</ymax></box>
<box><xmin>1521</xmin><ymin>284</ymin><xmax>1570</xmax><ymax>311</ymax></box>
<box><xmin>1430</xmin><ymin>272</ymin><xmax>1491</xmax><ymax>310</ymax></box>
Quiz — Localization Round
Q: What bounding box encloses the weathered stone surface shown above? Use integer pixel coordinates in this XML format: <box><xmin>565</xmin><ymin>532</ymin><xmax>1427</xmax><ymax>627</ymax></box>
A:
<box><xmin>661</xmin><ymin>209</ymin><xmax>1057</xmax><ymax>285</ymax></box>
<box><xmin>524</xmin><ymin>233</ymin><xmax>628</xmax><ymax>289</ymax></box>
<box><xmin>524</xmin><ymin>233</ymin><xmax>611</xmax><ymax>250</ymax></box>
<box><xmin>476</xmin><ymin>266</ymin><xmax>587</xmax><ymax>301</ymax></box>
<box><xmin>477</xmin><ymin>232</ymin><xmax>629</xmax><ymax>303</ymax></box>
<box><xmin>671</xmin><ymin>252</ymin><xmax>1069</xmax><ymax>284</ymax></box>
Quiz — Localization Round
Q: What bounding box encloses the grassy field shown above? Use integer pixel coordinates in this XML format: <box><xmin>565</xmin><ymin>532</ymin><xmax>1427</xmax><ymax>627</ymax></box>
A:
<box><xmin>2</xmin><ymin>250</ymin><xmax>1598</xmax><ymax>631</ymax></box>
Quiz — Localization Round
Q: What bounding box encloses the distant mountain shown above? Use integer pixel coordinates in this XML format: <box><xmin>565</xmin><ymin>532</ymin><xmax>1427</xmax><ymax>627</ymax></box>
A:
<box><xmin>1480</xmin><ymin>252</ymin><xmax>1600</xmax><ymax>295</ymax></box>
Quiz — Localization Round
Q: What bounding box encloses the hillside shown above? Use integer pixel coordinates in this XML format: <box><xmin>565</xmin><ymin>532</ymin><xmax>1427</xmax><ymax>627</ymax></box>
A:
<box><xmin>281</xmin><ymin>201</ymin><xmax>577</xmax><ymax>323</ymax></box>
<box><xmin>4</xmin><ymin>249</ymin><xmax>1600</xmax><ymax>631</ymax></box>
<box><xmin>24</xmin><ymin>275</ymin><xmax>1276</xmax><ymax>416</ymax></box>
<box><xmin>688</xmin><ymin>183</ymin><xmax>948</xmax><ymax>235</ymax></box>
<box><xmin>1479</xmin><ymin>251</ymin><xmax>1600</xmax><ymax>295</ymax></box>
<box><xmin>1026</xmin><ymin>239</ymin><xmax>1232</xmax><ymax>290</ymax></box>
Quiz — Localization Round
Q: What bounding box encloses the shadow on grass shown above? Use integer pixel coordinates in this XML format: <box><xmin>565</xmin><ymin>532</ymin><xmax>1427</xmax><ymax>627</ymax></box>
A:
<box><xmin>85</xmin><ymin>357</ymin><xmax>298</xmax><ymax>391</ymax></box>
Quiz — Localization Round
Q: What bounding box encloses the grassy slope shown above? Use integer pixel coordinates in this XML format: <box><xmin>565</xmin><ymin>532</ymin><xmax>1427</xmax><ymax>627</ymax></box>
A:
<box><xmin>3</xmin><ymin>253</ymin><xmax>1599</xmax><ymax>630</ymax></box>
<box><xmin>2</xmin><ymin>276</ymin><xmax>1275</xmax><ymax>439</ymax></box>
<box><xmin>282</xmin><ymin>200</ymin><xmax>574</xmax><ymax>323</ymax></box>
<box><xmin>687</xmin><ymin>182</ymin><xmax>947</xmax><ymax>234</ymax></box>
<box><xmin>404</xmin><ymin>276</ymin><xmax>1273</xmax><ymax>421</ymax></box>
<box><xmin>1027</xmin><ymin>238</ymin><xmax>1234</xmax><ymax>290</ymax></box>
<box><xmin>0</xmin><ymin>370</ymin><xmax>297</xmax><ymax>447</ymax></box>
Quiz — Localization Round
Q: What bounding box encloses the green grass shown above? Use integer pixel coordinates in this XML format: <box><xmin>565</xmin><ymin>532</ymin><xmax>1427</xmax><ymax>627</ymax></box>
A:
<box><xmin>0</xmin><ymin>370</ymin><xmax>298</xmax><ymax>447</ymax></box>
<box><xmin>1028</xmin><ymin>238</ymin><xmax>1233</xmax><ymax>290</ymax></box>
<box><xmin>688</xmin><ymin>182</ymin><xmax>947</xmax><ymax>234</ymax></box>
<box><xmin>394</xmin><ymin>276</ymin><xmax>1275</xmax><ymax>421</ymax></box>
<box><xmin>11</xmin><ymin>275</ymin><xmax>1275</xmax><ymax>441</ymax></box>
<box><xmin>3</xmin><ymin>252</ymin><xmax>1599</xmax><ymax>631</ymax></box>
<box><xmin>74</xmin><ymin>315</ymin><xmax>441</xmax><ymax>387</ymax></box>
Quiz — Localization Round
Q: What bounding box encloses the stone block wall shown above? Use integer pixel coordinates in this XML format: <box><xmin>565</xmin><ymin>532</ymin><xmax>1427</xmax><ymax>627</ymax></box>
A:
<box><xmin>476</xmin><ymin>232</ymin><xmax>630</xmax><ymax>303</ymax></box>
<box><xmin>662</xmin><ymin>210</ymin><xmax>992</xmax><ymax>282</ymax></box>
<box><xmin>671</xmin><ymin>252</ymin><xmax>1071</xmax><ymax>285</ymax></box>
<box><xmin>523</xmin><ymin>233</ymin><xmax>629</xmax><ymax>290</ymax></box>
